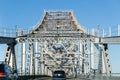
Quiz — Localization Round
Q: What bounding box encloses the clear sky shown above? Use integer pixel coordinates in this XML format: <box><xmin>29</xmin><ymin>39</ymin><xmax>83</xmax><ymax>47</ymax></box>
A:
<box><xmin>0</xmin><ymin>0</ymin><xmax>120</xmax><ymax>73</ymax></box>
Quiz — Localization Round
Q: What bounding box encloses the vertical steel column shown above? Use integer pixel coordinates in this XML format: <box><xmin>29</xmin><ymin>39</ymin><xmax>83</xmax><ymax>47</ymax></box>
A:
<box><xmin>103</xmin><ymin>44</ymin><xmax>112</xmax><ymax>76</ymax></box>
<box><xmin>82</xmin><ymin>39</ymin><xmax>87</xmax><ymax>74</ymax></box>
<box><xmin>37</xmin><ymin>61</ymin><xmax>40</xmax><ymax>74</ymax></box>
<box><xmin>82</xmin><ymin>41</ymin><xmax>84</xmax><ymax>74</ymax></box>
<box><xmin>48</xmin><ymin>68</ymin><xmax>52</xmax><ymax>76</ymax></box>
<box><xmin>26</xmin><ymin>53</ymin><xmax>30</xmax><ymax>74</ymax></box>
<box><xmin>41</xmin><ymin>44</ymin><xmax>44</xmax><ymax>75</ymax></box>
<box><xmin>37</xmin><ymin>43</ymin><xmax>41</xmax><ymax>74</ymax></box>
<box><xmin>98</xmin><ymin>44</ymin><xmax>112</xmax><ymax>76</ymax></box>
<box><xmin>21</xmin><ymin>42</ymin><xmax>26</xmax><ymax>75</ymax></box>
<box><xmin>90</xmin><ymin>42</ymin><xmax>94</xmax><ymax>70</ymax></box>
<box><xmin>72</xmin><ymin>67</ymin><xmax>74</xmax><ymax>76</ymax></box>
<box><xmin>35</xmin><ymin>41</ymin><xmax>38</xmax><ymax>75</ymax></box>
<box><xmin>38</xmin><ymin>42</ymin><xmax>44</xmax><ymax>75</ymax></box>
<box><xmin>98</xmin><ymin>44</ymin><xmax>105</xmax><ymax>74</ymax></box>
<box><xmin>4</xmin><ymin>43</ymin><xmax>17</xmax><ymax>72</ymax></box>
<box><xmin>29</xmin><ymin>43</ymin><xmax>35</xmax><ymax>75</ymax></box>
<box><xmin>77</xmin><ymin>41</ymin><xmax>81</xmax><ymax>75</ymax></box>
<box><xmin>44</xmin><ymin>66</ymin><xmax>47</xmax><ymax>75</ymax></box>
<box><xmin>79</xmin><ymin>41</ymin><xmax>83</xmax><ymax>74</ymax></box>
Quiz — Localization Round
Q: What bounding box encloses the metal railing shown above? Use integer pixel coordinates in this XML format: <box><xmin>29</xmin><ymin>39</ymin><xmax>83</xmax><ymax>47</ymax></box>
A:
<box><xmin>92</xmin><ymin>73</ymin><xmax>120</xmax><ymax>80</ymax></box>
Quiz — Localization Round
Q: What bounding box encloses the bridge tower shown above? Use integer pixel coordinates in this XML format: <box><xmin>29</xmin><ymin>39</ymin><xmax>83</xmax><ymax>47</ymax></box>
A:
<box><xmin>0</xmin><ymin>10</ymin><xmax>115</xmax><ymax>79</ymax></box>
<box><xmin>17</xmin><ymin>10</ymin><xmax>95</xmax><ymax>76</ymax></box>
<box><xmin>15</xmin><ymin>10</ymin><xmax>113</xmax><ymax>78</ymax></box>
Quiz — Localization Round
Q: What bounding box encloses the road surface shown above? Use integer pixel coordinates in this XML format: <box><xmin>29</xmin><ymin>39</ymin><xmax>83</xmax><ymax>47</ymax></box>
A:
<box><xmin>33</xmin><ymin>77</ymin><xmax>84</xmax><ymax>80</ymax></box>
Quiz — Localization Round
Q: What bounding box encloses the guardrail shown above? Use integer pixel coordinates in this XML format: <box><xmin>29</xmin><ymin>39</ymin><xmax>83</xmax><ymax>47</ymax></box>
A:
<box><xmin>92</xmin><ymin>73</ymin><xmax>120</xmax><ymax>80</ymax></box>
<box><xmin>72</xmin><ymin>73</ymin><xmax>120</xmax><ymax>80</ymax></box>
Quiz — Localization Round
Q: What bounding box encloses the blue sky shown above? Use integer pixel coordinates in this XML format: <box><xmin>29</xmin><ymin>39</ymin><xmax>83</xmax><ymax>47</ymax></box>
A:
<box><xmin>0</xmin><ymin>0</ymin><xmax>120</xmax><ymax>73</ymax></box>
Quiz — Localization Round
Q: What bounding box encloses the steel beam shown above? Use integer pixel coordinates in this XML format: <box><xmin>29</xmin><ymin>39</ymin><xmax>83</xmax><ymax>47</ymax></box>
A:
<box><xmin>0</xmin><ymin>36</ymin><xmax>16</xmax><ymax>44</ymax></box>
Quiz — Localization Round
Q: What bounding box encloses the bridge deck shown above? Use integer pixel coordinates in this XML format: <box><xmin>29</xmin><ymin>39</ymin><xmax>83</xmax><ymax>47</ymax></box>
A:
<box><xmin>100</xmin><ymin>36</ymin><xmax>120</xmax><ymax>44</ymax></box>
<box><xmin>0</xmin><ymin>36</ymin><xmax>16</xmax><ymax>44</ymax></box>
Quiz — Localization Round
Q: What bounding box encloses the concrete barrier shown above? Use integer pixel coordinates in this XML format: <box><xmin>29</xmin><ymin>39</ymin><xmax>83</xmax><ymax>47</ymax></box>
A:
<box><xmin>18</xmin><ymin>75</ymin><xmax>51</xmax><ymax>80</ymax></box>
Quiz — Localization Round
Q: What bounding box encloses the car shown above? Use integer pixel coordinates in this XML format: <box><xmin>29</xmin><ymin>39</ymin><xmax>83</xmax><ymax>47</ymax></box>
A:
<box><xmin>0</xmin><ymin>63</ymin><xmax>18</xmax><ymax>80</ymax></box>
<box><xmin>52</xmin><ymin>70</ymin><xmax>66</xmax><ymax>80</ymax></box>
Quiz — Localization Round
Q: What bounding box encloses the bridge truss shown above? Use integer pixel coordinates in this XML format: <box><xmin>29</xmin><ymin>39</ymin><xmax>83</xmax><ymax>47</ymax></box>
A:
<box><xmin>0</xmin><ymin>10</ymin><xmax>113</xmax><ymax>78</ymax></box>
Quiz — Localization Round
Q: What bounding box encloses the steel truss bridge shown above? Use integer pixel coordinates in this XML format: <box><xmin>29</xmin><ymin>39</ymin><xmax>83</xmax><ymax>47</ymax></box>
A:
<box><xmin>0</xmin><ymin>10</ymin><xmax>120</xmax><ymax>80</ymax></box>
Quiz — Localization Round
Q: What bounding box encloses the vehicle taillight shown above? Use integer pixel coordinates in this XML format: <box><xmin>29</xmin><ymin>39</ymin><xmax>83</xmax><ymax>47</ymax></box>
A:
<box><xmin>0</xmin><ymin>72</ymin><xmax>6</xmax><ymax>76</ymax></box>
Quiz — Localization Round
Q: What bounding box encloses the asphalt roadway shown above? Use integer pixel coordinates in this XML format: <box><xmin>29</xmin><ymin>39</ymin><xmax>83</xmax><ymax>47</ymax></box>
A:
<box><xmin>33</xmin><ymin>77</ymin><xmax>84</xmax><ymax>80</ymax></box>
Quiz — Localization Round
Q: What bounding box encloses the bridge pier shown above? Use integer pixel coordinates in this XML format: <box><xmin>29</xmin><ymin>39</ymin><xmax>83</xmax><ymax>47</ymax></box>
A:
<box><xmin>98</xmin><ymin>44</ymin><xmax>112</xmax><ymax>76</ymax></box>
<box><xmin>4</xmin><ymin>43</ymin><xmax>17</xmax><ymax>72</ymax></box>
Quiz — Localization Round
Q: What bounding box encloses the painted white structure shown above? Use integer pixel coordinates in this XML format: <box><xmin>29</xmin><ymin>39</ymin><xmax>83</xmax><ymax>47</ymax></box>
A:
<box><xmin>2</xmin><ymin>10</ymin><xmax>116</xmax><ymax>78</ymax></box>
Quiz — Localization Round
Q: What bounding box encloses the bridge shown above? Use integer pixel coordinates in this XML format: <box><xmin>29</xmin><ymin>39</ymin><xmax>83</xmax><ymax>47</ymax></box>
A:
<box><xmin>0</xmin><ymin>10</ymin><xmax>120</xmax><ymax>80</ymax></box>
